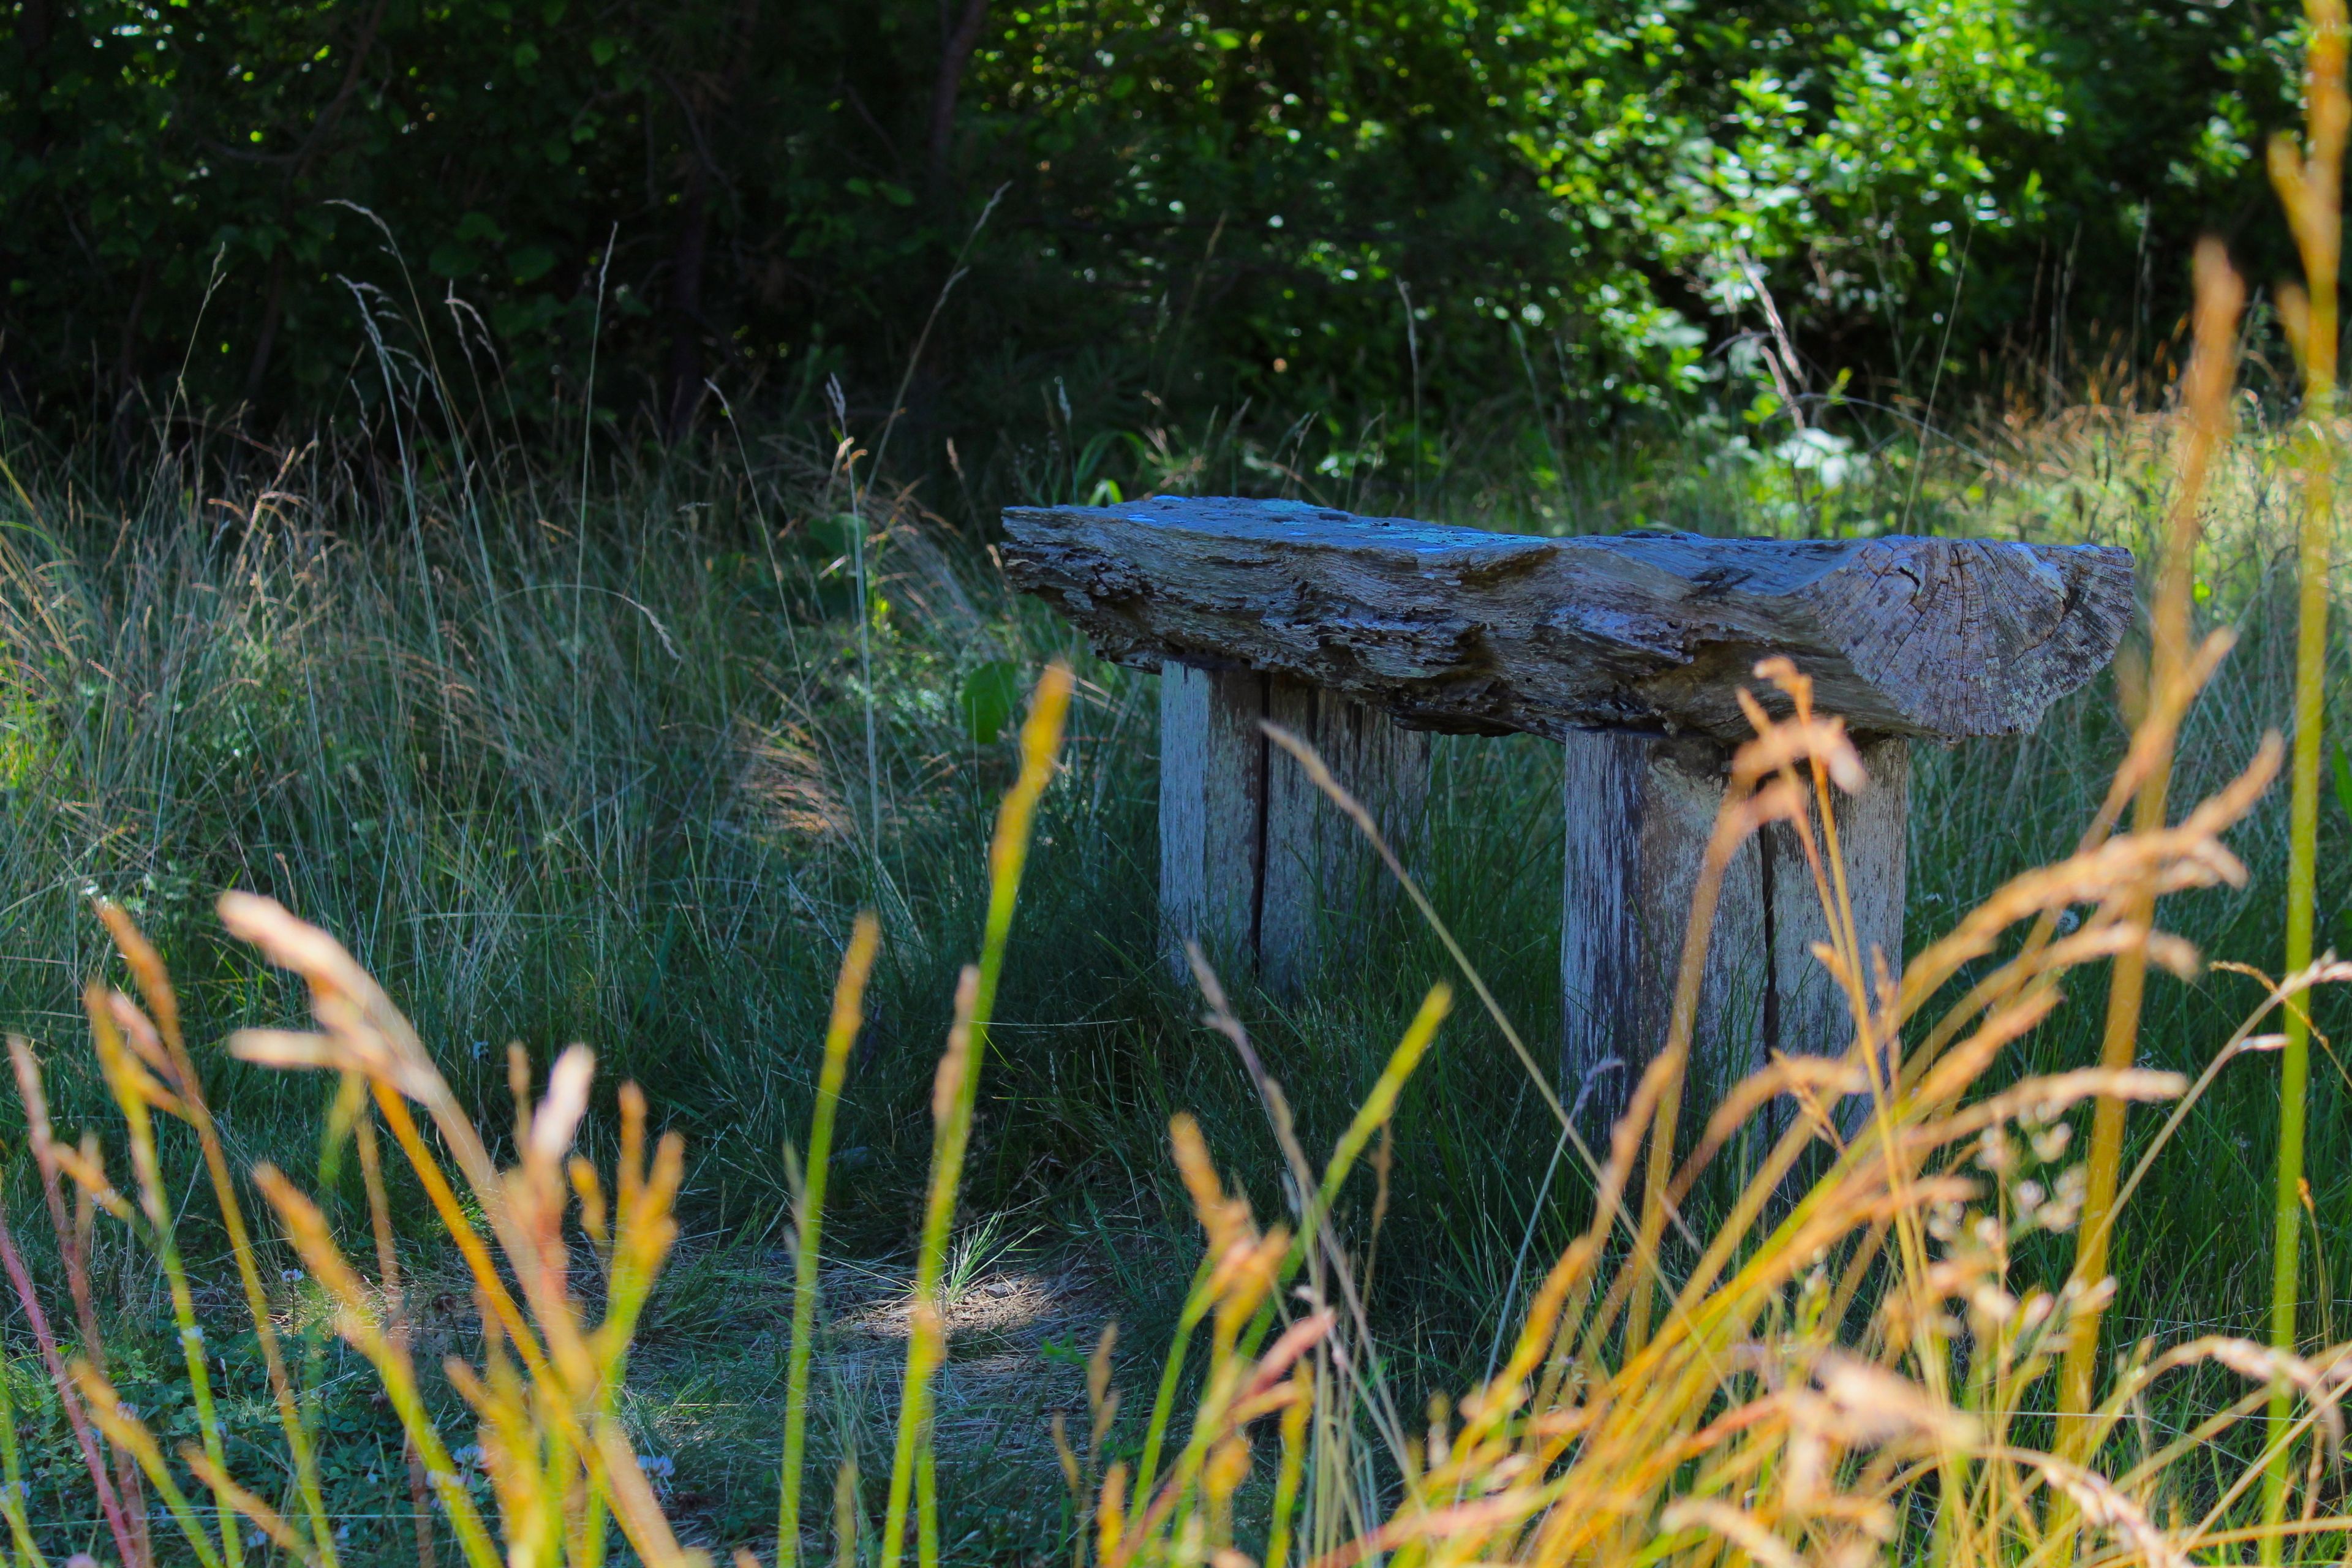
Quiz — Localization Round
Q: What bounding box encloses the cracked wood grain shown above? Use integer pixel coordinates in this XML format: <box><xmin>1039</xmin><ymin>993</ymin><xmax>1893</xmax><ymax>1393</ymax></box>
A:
<box><xmin>1003</xmin><ymin>497</ymin><xmax>2135</xmax><ymax>743</ymax></box>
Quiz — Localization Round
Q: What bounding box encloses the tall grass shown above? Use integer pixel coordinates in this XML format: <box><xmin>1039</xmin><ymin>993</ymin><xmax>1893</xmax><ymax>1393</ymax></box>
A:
<box><xmin>777</xmin><ymin>911</ymin><xmax>878</xmax><ymax>1568</ymax></box>
<box><xmin>4</xmin><ymin>396</ymin><xmax>2352</xmax><ymax>1561</ymax></box>
<box><xmin>3</xmin><ymin>448</ymin><xmax>2346</xmax><ymax>1568</ymax></box>
<box><xmin>2056</xmin><ymin>238</ymin><xmax>2244</xmax><ymax>1467</ymax></box>
<box><xmin>5</xmin><ymin>51</ymin><xmax>2352</xmax><ymax>1551</ymax></box>
<box><xmin>2266</xmin><ymin>4</ymin><xmax>2349</xmax><ymax>1547</ymax></box>
<box><xmin>876</xmin><ymin>662</ymin><xmax>1069</xmax><ymax>1568</ymax></box>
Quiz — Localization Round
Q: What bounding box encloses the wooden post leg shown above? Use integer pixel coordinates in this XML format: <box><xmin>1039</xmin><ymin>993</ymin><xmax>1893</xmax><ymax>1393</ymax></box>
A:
<box><xmin>1763</xmin><ymin>736</ymin><xmax>1909</xmax><ymax>1073</ymax></box>
<box><xmin>1261</xmin><ymin>677</ymin><xmax>1431</xmax><ymax>993</ymax></box>
<box><xmin>1560</xmin><ymin>731</ymin><xmax>1911</xmax><ymax>1127</ymax></box>
<box><xmin>1158</xmin><ymin>664</ymin><xmax>1430</xmax><ymax>993</ymax></box>
<box><xmin>1559</xmin><ymin>730</ymin><xmax>1649</xmax><ymax>1110</ymax></box>
<box><xmin>1560</xmin><ymin>733</ymin><xmax>1768</xmax><ymax>1121</ymax></box>
<box><xmin>1159</xmin><ymin>662</ymin><xmax>1268</xmax><ymax>981</ymax></box>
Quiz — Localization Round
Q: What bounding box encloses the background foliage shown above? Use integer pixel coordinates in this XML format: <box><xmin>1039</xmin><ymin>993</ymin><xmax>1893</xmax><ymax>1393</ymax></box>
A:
<box><xmin>0</xmin><ymin>0</ymin><xmax>2320</xmax><ymax>445</ymax></box>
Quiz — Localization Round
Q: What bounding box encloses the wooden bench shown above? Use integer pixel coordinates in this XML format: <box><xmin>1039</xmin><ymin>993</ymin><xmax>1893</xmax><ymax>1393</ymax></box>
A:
<box><xmin>1003</xmin><ymin>497</ymin><xmax>2133</xmax><ymax>1103</ymax></box>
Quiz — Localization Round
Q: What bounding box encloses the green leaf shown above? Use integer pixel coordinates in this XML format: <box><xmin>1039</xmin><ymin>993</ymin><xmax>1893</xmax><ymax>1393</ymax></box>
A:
<box><xmin>590</xmin><ymin>36</ymin><xmax>617</xmax><ymax>66</ymax></box>
<box><xmin>508</xmin><ymin>244</ymin><xmax>556</xmax><ymax>284</ymax></box>
<box><xmin>806</xmin><ymin>512</ymin><xmax>865</xmax><ymax>559</ymax></box>
<box><xmin>1208</xmin><ymin>28</ymin><xmax>1243</xmax><ymax>48</ymax></box>
<box><xmin>2331</xmin><ymin>736</ymin><xmax>2352</xmax><ymax>834</ymax></box>
<box><xmin>958</xmin><ymin>662</ymin><xmax>1023</xmax><ymax>745</ymax></box>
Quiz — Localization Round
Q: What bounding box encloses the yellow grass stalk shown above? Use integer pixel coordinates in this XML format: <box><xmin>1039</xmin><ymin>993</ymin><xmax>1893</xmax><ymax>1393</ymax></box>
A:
<box><xmin>251</xmin><ymin>1164</ymin><xmax>507</xmax><ymax>1568</ymax></box>
<box><xmin>778</xmin><ymin>911</ymin><xmax>883</xmax><ymax>1568</ymax></box>
<box><xmin>0</xmin><ymin>1039</ymin><xmax>141</xmax><ymax>1568</ymax></box>
<box><xmin>94</xmin><ymin>900</ymin><xmax>347</xmax><ymax>1568</ymax></box>
<box><xmin>1231</xmin><ymin>611</ymin><xmax>2293</xmax><ymax>1568</ymax></box>
<box><xmin>83</xmin><ymin>982</ymin><xmax>241</xmax><ymax>1568</ymax></box>
<box><xmin>1264</xmin><ymin>1364</ymin><xmax>1313</xmax><ymax>1568</ymax></box>
<box><xmin>834</xmin><ymin>1457</ymin><xmax>863</xmax><ymax>1568</ymax></box>
<box><xmin>178</xmin><ymin>1449</ymin><xmax>324</xmax><ymax>1568</ymax></box>
<box><xmin>1624</xmin><ymin>679</ymin><xmax>1864</xmax><ymax>1355</ymax></box>
<box><xmin>878</xmin><ymin>661</ymin><xmax>1072</xmax><ymax>1568</ymax></box>
<box><xmin>1102</xmin><ymin>1133</ymin><xmax>1324</xmax><ymax>1568</ymax></box>
<box><xmin>1055</xmin><ymin>1327</ymin><xmax>1124</xmax><ymax>1568</ymax></box>
<box><xmin>70</xmin><ymin>1362</ymin><xmax>227</xmax><ymax>1568</ymax></box>
<box><xmin>222</xmin><ymin>890</ymin><xmax>704</xmax><ymax>1568</ymax></box>
<box><xmin>2265</xmin><ymin>0</ymin><xmax>2348</xmax><ymax>1545</ymax></box>
<box><xmin>1131</xmin><ymin>1250</ymin><xmax>1218</xmax><ymax>1508</ymax></box>
<box><xmin>2057</xmin><ymin>241</ymin><xmax>2243</xmax><ymax>1460</ymax></box>
<box><xmin>348</xmin><ymin>1091</ymin><xmax>440</xmax><ymax>1568</ymax></box>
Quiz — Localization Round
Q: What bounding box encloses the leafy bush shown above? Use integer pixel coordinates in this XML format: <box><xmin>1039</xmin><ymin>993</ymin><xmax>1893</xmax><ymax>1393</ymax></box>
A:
<box><xmin>0</xmin><ymin>0</ymin><xmax>2313</xmax><ymax>439</ymax></box>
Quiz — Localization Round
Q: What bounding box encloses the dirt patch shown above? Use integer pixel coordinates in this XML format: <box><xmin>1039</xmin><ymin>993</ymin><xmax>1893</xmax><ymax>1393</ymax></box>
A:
<box><xmin>625</xmin><ymin>1246</ymin><xmax>1125</xmax><ymax>1559</ymax></box>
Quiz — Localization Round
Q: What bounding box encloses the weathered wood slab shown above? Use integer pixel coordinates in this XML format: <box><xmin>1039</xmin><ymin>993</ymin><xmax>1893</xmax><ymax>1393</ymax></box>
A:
<box><xmin>1003</xmin><ymin>497</ymin><xmax>2135</xmax><ymax>744</ymax></box>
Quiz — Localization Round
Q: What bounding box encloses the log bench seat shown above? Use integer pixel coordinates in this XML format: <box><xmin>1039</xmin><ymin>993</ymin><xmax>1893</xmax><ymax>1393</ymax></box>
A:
<box><xmin>1002</xmin><ymin>496</ymin><xmax>2133</xmax><ymax>1108</ymax></box>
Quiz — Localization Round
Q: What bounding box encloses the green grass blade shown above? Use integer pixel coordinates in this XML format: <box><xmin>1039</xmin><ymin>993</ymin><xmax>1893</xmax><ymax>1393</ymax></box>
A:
<box><xmin>878</xmin><ymin>664</ymin><xmax>1072</xmax><ymax>1568</ymax></box>
<box><xmin>0</xmin><ymin>1347</ymin><xmax>47</xmax><ymax>1568</ymax></box>
<box><xmin>2266</xmin><ymin>13</ymin><xmax>2344</xmax><ymax>1537</ymax></box>
<box><xmin>778</xmin><ymin>913</ymin><xmax>881</xmax><ymax>1568</ymax></box>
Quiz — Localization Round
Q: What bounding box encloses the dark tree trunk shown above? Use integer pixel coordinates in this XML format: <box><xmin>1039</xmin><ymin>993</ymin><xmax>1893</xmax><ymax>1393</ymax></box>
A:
<box><xmin>244</xmin><ymin>0</ymin><xmax>391</xmax><ymax>405</ymax></box>
<box><xmin>116</xmin><ymin>258</ymin><xmax>155</xmax><ymax>394</ymax></box>
<box><xmin>244</xmin><ymin>249</ymin><xmax>290</xmax><ymax>406</ymax></box>
<box><xmin>662</xmin><ymin>171</ymin><xmax>714</xmax><ymax>440</ymax></box>
<box><xmin>925</xmin><ymin>0</ymin><xmax>989</xmax><ymax>205</ymax></box>
<box><xmin>660</xmin><ymin>0</ymin><xmax>761</xmax><ymax>441</ymax></box>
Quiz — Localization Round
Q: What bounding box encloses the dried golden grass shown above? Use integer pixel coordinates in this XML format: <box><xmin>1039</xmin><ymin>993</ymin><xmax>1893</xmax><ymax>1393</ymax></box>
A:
<box><xmin>4</xmin><ymin>20</ymin><xmax>2350</xmax><ymax>1560</ymax></box>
